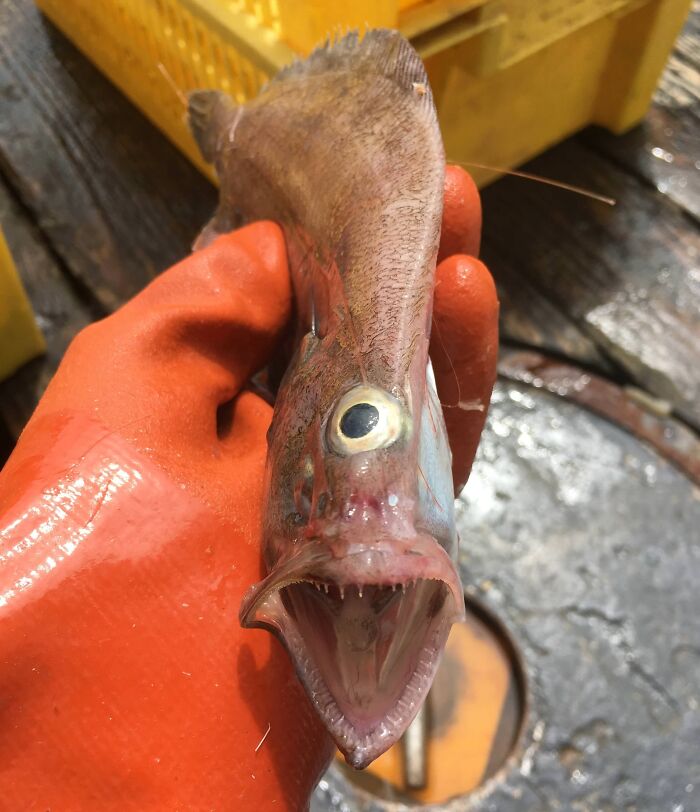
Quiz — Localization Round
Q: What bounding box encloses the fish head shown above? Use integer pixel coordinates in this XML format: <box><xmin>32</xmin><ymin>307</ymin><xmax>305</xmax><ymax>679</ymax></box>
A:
<box><xmin>240</xmin><ymin>342</ymin><xmax>464</xmax><ymax>769</ymax></box>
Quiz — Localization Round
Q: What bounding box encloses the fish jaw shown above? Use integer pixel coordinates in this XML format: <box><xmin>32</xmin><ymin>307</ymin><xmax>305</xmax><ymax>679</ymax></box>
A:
<box><xmin>239</xmin><ymin>531</ymin><xmax>464</xmax><ymax>769</ymax></box>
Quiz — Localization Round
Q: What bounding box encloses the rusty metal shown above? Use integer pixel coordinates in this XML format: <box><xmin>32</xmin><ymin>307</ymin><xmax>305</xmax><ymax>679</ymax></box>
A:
<box><xmin>498</xmin><ymin>349</ymin><xmax>700</xmax><ymax>484</ymax></box>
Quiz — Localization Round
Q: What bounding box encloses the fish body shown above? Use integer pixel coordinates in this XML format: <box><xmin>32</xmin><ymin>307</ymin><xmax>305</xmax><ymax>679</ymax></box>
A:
<box><xmin>189</xmin><ymin>30</ymin><xmax>464</xmax><ymax>769</ymax></box>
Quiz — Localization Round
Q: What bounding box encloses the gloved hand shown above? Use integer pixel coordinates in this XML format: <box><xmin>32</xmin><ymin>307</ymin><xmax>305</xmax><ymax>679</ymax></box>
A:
<box><xmin>0</xmin><ymin>166</ymin><xmax>497</xmax><ymax>810</ymax></box>
<box><xmin>434</xmin><ymin>165</ymin><xmax>498</xmax><ymax>492</ymax></box>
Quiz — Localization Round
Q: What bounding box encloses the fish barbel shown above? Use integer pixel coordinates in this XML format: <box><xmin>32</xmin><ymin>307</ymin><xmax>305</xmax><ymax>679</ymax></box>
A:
<box><xmin>188</xmin><ymin>29</ymin><xmax>465</xmax><ymax>769</ymax></box>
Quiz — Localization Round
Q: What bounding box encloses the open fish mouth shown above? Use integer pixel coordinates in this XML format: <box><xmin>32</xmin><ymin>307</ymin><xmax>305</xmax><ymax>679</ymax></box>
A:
<box><xmin>240</xmin><ymin>536</ymin><xmax>464</xmax><ymax>768</ymax></box>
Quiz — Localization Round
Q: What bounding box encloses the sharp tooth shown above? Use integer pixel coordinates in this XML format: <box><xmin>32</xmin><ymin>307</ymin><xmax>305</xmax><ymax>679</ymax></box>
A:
<box><xmin>358</xmin><ymin>585</ymin><xmax>363</xmax><ymax>598</ymax></box>
<box><xmin>391</xmin><ymin>583</ymin><xmax>396</xmax><ymax>592</ymax></box>
<box><xmin>401</xmin><ymin>583</ymin><xmax>406</xmax><ymax>595</ymax></box>
<box><xmin>323</xmin><ymin>583</ymin><xmax>329</xmax><ymax>594</ymax></box>
<box><xmin>314</xmin><ymin>581</ymin><xmax>321</xmax><ymax>591</ymax></box>
<box><xmin>340</xmin><ymin>586</ymin><xmax>345</xmax><ymax>600</ymax></box>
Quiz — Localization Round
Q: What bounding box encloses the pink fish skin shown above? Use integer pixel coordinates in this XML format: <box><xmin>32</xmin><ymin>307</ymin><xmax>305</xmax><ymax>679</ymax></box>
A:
<box><xmin>189</xmin><ymin>29</ymin><xmax>464</xmax><ymax>769</ymax></box>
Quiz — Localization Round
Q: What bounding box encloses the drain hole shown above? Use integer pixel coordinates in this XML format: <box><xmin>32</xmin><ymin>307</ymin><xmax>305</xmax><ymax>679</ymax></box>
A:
<box><xmin>336</xmin><ymin>593</ymin><xmax>527</xmax><ymax>806</ymax></box>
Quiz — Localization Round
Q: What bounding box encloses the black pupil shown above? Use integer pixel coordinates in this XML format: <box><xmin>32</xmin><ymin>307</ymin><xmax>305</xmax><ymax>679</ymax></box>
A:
<box><xmin>339</xmin><ymin>402</ymin><xmax>380</xmax><ymax>439</ymax></box>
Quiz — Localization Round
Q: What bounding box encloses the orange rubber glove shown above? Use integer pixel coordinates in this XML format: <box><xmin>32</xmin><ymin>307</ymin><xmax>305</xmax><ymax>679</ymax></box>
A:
<box><xmin>0</xmin><ymin>166</ymin><xmax>497</xmax><ymax>811</ymax></box>
<box><xmin>434</xmin><ymin>165</ymin><xmax>498</xmax><ymax>492</ymax></box>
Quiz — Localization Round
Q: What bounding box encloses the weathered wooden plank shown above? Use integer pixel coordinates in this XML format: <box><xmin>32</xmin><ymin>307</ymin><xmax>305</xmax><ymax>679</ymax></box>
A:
<box><xmin>582</xmin><ymin>5</ymin><xmax>700</xmax><ymax>220</ymax></box>
<box><xmin>480</xmin><ymin>138</ymin><xmax>700</xmax><ymax>429</ymax></box>
<box><xmin>482</xmin><ymin>239</ymin><xmax>613</xmax><ymax>372</ymax></box>
<box><xmin>0</xmin><ymin>0</ymin><xmax>217</xmax><ymax>311</ymax></box>
<box><xmin>0</xmin><ymin>179</ymin><xmax>93</xmax><ymax>436</ymax></box>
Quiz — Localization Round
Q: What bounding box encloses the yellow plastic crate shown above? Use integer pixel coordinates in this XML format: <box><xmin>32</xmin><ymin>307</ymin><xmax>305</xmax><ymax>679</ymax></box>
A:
<box><xmin>0</xmin><ymin>228</ymin><xmax>45</xmax><ymax>383</ymax></box>
<box><xmin>34</xmin><ymin>0</ymin><xmax>690</xmax><ymax>185</ymax></box>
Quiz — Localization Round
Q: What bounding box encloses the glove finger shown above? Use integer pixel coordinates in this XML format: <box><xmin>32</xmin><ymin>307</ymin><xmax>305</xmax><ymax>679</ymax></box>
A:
<box><xmin>439</xmin><ymin>165</ymin><xmax>482</xmax><ymax>261</ymax></box>
<box><xmin>39</xmin><ymin>222</ymin><xmax>291</xmax><ymax>449</ymax></box>
<box><xmin>431</xmin><ymin>254</ymin><xmax>499</xmax><ymax>493</ymax></box>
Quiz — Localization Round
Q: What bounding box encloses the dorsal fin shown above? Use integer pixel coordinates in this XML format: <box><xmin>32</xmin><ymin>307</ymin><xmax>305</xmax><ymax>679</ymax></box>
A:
<box><xmin>189</xmin><ymin>30</ymin><xmax>434</xmax><ymax>165</ymax></box>
<box><xmin>270</xmin><ymin>29</ymin><xmax>434</xmax><ymax>110</ymax></box>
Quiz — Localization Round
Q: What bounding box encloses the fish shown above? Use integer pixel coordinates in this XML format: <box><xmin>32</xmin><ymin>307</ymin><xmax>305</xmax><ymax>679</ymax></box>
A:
<box><xmin>188</xmin><ymin>29</ymin><xmax>465</xmax><ymax>770</ymax></box>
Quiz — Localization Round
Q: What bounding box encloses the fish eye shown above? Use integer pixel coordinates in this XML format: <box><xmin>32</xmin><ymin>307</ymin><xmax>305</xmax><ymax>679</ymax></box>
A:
<box><xmin>339</xmin><ymin>403</ymin><xmax>379</xmax><ymax>439</ymax></box>
<box><xmin>328</xmin><ymin>385</ymin><xmax>406</xmax><ymax>456</ymax></box>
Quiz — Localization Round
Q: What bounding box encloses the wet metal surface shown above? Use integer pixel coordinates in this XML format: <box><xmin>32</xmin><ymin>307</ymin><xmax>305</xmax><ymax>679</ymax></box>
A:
<box><xmin>313</xmin><ymin>381</ymin><xmax>700</xmax><ymax>810</ymax></box>
<box><xmin>498</xmin><ymin>350</ymin><xmax>700</xmax><ymax>484</ymax></box>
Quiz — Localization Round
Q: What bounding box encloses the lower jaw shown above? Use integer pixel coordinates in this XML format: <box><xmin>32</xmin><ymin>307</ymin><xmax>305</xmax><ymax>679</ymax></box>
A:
<box><xmin>278</xmin><ymin>577</ymin><xmax>459</xmax><ymax>769</ymax></box>
<box><xmin>239</xmin><ymin>537</ymin><xmax>465</xmax><ymax>767</ymax></box>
